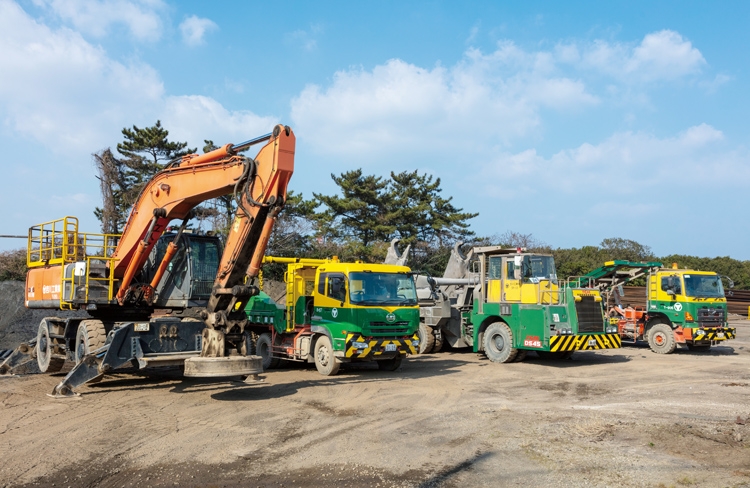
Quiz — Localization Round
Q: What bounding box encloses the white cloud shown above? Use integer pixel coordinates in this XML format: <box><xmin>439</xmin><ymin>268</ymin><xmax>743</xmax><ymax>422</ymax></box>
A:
<box><xmin>477</xmin><ymin>124</ymin><xmax>736</xmax><ymax>201</ymax></box>
<box><xmin>0</xmin><ymin>0</ymin><xmax>164</xmax><ymax>151</ymax></box>
<box><xmin>35</xmin><ymin>0</ymin><xmax>165</xmax><ymax>41</ymax></box>
<box><xmin>563</xmin><ymin>30</ymin><xmax>705</xmax><ymax>83</ymax></box>
<box><xmin>179</xmin><ymin>15</ymin><xmax>218</xmax><ymax>47</ymax></box>
<box><xmin>0</xmin><ymin>2</ymin><xmax>270</xmax><ymax>157</ymax></box>
<box><xmin>284</xmin><ymin>24</ymin><xmax>323</xmax><ymax>51</ymax></box>
<box><xmin>291</xmin><ymin>48</ymin><xmax>598</xmax><ymax>158</ymax></box>
<box><xmin>161</xmin><ymin>95</ymin><xmax>278</xmax><ymax>150</ymax></box>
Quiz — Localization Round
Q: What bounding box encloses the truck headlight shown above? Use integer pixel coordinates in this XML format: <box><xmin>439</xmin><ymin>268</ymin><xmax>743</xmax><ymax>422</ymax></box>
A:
<box><xmin>412</xmin><ymin>340</ymin><xmax>420</xmax><ymax>347</ymax></box>
<box><xmin>351</xmin><ymin>342</ymin><xmax>368</xmax><ymax>349</ymax></box>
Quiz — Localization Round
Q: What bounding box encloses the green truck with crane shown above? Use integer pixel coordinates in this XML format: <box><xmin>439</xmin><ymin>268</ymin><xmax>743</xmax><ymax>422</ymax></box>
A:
<box><xmin>578</xmin><ymin>261</ymin><xmax>736</xmax><ymax>353</ymax></box>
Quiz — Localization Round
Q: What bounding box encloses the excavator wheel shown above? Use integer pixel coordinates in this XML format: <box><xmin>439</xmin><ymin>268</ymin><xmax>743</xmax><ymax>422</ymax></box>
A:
<box><xmin>74</xmin><ymin>320</ymin><xmax>107</xmax><ymax>364</ymax></box>
<box><xmin>483</xmin><ymin>322</ymin><xmax>518</xmax><ymax>363</ymax></box>
<box><xmin>647</xmin><ymin>323</ymin><xmax>677</xmax><ymax>354</ymax></box>
<box><xmin>257</xmin><ymin>333</ymin><xmax>280</xmax><ymax>370</ymax></box>
<box><xmin>417</xmin><ymin>322</ymin><xmax>435</xmax><ymax>354</ymax></box>
<box><xmin>36</xmin><ymin>319</ymin><xmax>65</xmax><ymax>373</ymax></box>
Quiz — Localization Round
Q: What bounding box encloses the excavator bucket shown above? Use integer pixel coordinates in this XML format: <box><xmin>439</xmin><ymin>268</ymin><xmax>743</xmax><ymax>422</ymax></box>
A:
<box><xmin>0</xmin><ymin>340</ymin><xmax>40</xmax><ymax>376</ymax></box>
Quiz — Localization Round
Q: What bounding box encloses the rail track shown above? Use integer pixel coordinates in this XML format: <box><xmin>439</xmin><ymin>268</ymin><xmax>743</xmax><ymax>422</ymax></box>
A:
<box><xmin>617</xmin><ymin>286</ymin><xmax>750</xmax><ymax>316</ymax></box>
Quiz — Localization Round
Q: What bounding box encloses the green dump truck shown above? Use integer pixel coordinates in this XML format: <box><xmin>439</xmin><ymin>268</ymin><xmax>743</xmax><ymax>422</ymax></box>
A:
<box><xmin>246</xmin><ymin>256</ymin><xmax>420</xmax><ymax>375</ymax></box>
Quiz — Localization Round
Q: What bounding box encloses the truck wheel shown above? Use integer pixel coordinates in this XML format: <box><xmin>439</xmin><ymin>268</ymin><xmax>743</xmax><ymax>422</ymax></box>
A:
<box><xmin>36</xmin><ymin>319</ymin><xmax>65</xmax><ymax>373</ymax></box>
<box><xmin>647</xmin><ymin>323</ymin><xmax>677</xmax><ymax>354</ymax></box>
<box><xmin>417</xmin><ymin>322</ymin><xmax>435</xmax><ymax>354</ymax></box>
<box><xmin>74</xmin><ymin>320</ymin><xmax>106</xmax><ymax>364</ymax></box>
<box><xmin>377</xmin><ymin>355</ymin><xmax>403</xmax><ymax>371</ymax></box>
<box><xmin>257</xmin><ymin>333</ymin><xmax>280</xmax><ymax>370</ymax></box>
<box><xmin>314</xmin><ymin>336</ymin><xmax>340</xmax><ymax>376</ymax></box>
<box><xmin>483</xmin><ymin>322</ymin><xmax>517</xmax><ymax>363</ymax></box>
<box><xmin>687</xmin><ymin>343</ymin><xmax>711</xmax><ymax>352</ymax></box>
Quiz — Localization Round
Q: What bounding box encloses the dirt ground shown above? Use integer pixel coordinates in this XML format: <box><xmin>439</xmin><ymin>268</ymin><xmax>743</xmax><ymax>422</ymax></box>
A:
<box><xmin>1</xmin><ymin>320</ymin><xmax>749</xmax><ymax>488</ymax></box>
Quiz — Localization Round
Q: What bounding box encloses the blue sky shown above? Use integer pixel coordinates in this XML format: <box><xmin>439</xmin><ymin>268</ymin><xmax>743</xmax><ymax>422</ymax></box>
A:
<box><xmin>1</xmin><ymin>0</ymin><xmax>748</xmax><ymax>259</ymax></box>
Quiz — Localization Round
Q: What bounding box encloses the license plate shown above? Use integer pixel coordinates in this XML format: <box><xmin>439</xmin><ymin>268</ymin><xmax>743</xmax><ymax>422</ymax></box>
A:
<box><xmin>717</xmin><ymin>332</ymin><xmax>725</xmax><ymax>338</ymax></box>
<box><xmin>588</xmin><ymin>339</ymin><xmax>597</xmax><ymax>346</ymax></box>
<box><xmin>385</xmin><ymin>344</ymin><xmax>397</xmax><ymax>352</ymax></box>
<box><xmin>134</xmin><ymin>323</ymin><xmax>149</xmax><ymax>332</ymax></box>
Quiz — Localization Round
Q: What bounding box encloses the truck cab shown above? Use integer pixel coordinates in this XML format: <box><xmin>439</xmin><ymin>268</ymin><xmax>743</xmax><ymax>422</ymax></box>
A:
<box><xmin>245</xmin><ymin>258</ymin><xmax>420</xmax><ymax>375</ymax></box>
<box><xmin>642</xmin><ymin>268</ymin><xmax>731</xmax><ymax>351</ymax></box>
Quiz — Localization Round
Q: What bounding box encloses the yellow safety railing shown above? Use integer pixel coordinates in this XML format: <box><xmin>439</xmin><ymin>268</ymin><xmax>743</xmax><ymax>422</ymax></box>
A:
<box><xmin>29</xmin><ymin>217</ymin><xmax>121</xmax><ymax>307</ymax></box>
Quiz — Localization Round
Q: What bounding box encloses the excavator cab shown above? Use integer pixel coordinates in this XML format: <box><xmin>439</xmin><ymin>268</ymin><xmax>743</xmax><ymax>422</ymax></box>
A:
<box><xmin>143</xmin><ymin>232</ymin><xmax>223</xmax><ymax>307</ymax></box>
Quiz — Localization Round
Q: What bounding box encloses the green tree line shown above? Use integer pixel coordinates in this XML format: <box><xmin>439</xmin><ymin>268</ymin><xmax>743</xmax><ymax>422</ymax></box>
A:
<box><xmin>3</xmin><ymin>121</ymin><xmax>749</xmax><ymax>290</ymax></box>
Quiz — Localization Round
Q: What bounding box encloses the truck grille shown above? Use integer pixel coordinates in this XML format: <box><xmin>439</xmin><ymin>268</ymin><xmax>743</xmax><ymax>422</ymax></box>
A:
<box><xmin>370</xmin><ymin>321</ymin><xmax>410</xmax><ymax>335</ymax></box>
<box><xmin>575</xmin><ymin>296</ymin><xmax>604</xmax><ymax>333</ymax></box>
<box><xmin>697</xmin><ymin>307</ymin><xmax>725</xmax><ymax>325</ymax></box>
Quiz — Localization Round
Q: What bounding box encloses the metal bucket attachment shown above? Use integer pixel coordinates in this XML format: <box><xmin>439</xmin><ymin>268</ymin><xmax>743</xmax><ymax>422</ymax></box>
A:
<box><xmin>183</xmin><ymin>355</ymin><xmax>263</xmax><ymax>378</ymax></box>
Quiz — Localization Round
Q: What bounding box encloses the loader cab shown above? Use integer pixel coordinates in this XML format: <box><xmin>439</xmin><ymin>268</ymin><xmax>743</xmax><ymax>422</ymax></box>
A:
<box><xmin>478</xmin><ymin>247</ymin><xmax>560</xmax><ymax>305</ymax></box>
<box><xmin>145</xmin><ymin>232</ymin><xmax>223</xmax><ymax>307</ymax></box>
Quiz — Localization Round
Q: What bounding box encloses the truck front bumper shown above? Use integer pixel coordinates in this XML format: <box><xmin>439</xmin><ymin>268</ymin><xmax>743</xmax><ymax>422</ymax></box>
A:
<box><xmin>691</xmin><ymin>327</ymin><xmax>736</xmax><ymax>342</ymax></box>
<box><xmin>343</xmin><ymin>333</ymin><xmax>419</xmax><ymax>359</ymax></box>
<box><xmin>548</xmin><ymin>333</ymin><xmax>621</xmax><ymax>352</ymax></box>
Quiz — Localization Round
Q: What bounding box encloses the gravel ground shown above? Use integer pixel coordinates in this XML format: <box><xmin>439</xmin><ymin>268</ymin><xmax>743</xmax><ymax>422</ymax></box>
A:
<box><xmin>1</xmin><ymin>318</ymin><xmax>748</xmax><ymax>487</ymax></box>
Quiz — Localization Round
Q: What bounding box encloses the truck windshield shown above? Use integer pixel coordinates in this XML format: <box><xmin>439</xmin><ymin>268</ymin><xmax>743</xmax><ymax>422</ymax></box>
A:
<box><xmin>683</xmin><ymin>274</ymin><xmax>724</xmax><ymax>298</ymax></box>
<box><xmin>521</xmin><ymin>255</ymin><xmax>557</xmax><ymax>284</ymax></box>
<box><xmin>348</xmin><ymin>272</ymin><xmax>418</xmax><ymax>306</ymax></box>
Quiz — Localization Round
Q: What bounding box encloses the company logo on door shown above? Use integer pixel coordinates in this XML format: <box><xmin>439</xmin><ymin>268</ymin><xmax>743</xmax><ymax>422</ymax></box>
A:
<box><xmin>331</xmin><ymin>308</ymin><xmax>338</xmax><ymax>318</ymax></box>
<box><xmin>523</xmin><ymin>335</ymin><xmax>542</xmax><ymax>348</ymax></box>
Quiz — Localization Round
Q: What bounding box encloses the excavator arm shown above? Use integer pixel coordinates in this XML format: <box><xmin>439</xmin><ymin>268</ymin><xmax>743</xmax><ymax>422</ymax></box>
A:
<box><xmin>110</xmin><ymin>124</ymin><xmax>294</xmax><ymax>347</ymax></box>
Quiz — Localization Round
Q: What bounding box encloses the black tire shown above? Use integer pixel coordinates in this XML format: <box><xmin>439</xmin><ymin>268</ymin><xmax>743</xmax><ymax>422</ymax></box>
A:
<box><xmin>314</xmin><ymin>335</ymin><xmax>340</xmax><ymax>376</ymax></box>
<box><xmin>36</xmin><ymin>319</ymin><xmax>64</xmax><ymax>373</ymax></box>
<box><xmin>483</xmin><ymin>322</ymin><xmax>517</xmax><ymax>363</ymax></box>
<box><xmin>432</xmin><ymin>329</ymin><xmax>444</xmax><ymax>353</ymax></box>
<box><xmin>257</xmin><ymin>333</ymin><xmax>280</xmax><ymax>370</ymax></box>
<box><xmin>239</xmin><ymin>331</ymin><xmax>256</xmax><ymax>356</ymax></box>
<box><xmin>74</xmin><ymin>320</ymin><xmax>106</xmax><ymax>364</ymax></box>
<box><xmin>647</xmin><ymin>323</ymin><xmax>677</xmax><ymax>354</ymax></box>
<box><xmin>377</xmin><ymin>355</ymin><xmax>403</xmax><ymax>371</ymax></box>
<box><xmin>687</xmin><ymin>343</ymin><xmax>711</xmax><ymax>352</ymax></box>
<box><xmin>417</xmin><ymin>322</ymin><xmax>435</xmax><ymax>354</ymax></box>
<box><xmin>537</xmin><ymin>351</ymin><xmax>574</xmax><ymax>361</ymax></box>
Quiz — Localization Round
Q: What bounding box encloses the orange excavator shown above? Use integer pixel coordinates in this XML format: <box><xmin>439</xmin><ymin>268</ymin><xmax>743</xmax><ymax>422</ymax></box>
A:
<box><xmin>5</xmin><ymin>125</ymin><xmax>294</xmax><ymax>396</ymax></box>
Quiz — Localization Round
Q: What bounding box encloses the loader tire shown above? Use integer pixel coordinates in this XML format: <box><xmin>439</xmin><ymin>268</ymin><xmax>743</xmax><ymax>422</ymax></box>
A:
<box><xmin>74</xmin><ymin>320</ymin><xmax>106</xmax><ymax>364</ymax></box>
<box><xmin>432</xmin><ymin>329</ymin><xmax>444</xmax><ymax>353</ymax></box>
<box><xmin>36</xmin><ymin>319</ymin><xmax>65</xmax><ymax>373</ymax></box>
<box><xmin>647</xmin><ymin>323</ymin><xmax>677</xmax><ymax>354</ymax></box>
<box><xmin>483</xmin><ymin>322</ymin><xmax>517</xmax><ymax>363</ymax></box>
<box><xmin>257</xmin><ymin>333</ymin><xmax>280</xmax><ymax>370</ymax></box>
<box><xmin>314</xmin><ymin>335</ymin><xmax>340</xmax><ymax>376</ymax></box>
<box><xmin>417</xmin><ymin>322</ymin><xmax>435</xmax><ymax>354</ymax></box>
